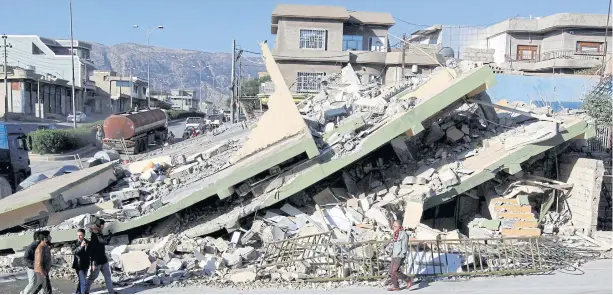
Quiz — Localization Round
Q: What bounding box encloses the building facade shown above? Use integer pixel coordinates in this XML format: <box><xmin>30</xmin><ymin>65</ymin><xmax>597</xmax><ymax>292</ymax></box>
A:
<box><xmin>0</xmin><ymin>66</ymin><xmax>83</xmax><ymax>119</ymax></box>
<box><xmin>89</xmin><ymin>70</ymin><xmax>149</xmax><ymax>113</ymax></box>
<box><xmin>409</xmin><ymin>13</ymin><xmax>612</xmax><ymax>73</ymax></box>
<box><xmin>3</xmin><ymin>35</ymin><xmax>94</xmax><ymax>88</ymax></box>
<box><xmin>270</xmin><ymin>4</ymin><xmax>441</xmax><ymax>95</ymax></box>
<box><xmin>168</xmin><ymin>89</ymin><xmax>198</xmax><ymax>111</ymax></box>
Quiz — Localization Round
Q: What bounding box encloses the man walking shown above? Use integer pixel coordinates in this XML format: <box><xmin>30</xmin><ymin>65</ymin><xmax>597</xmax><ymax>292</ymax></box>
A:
<box><xmin>31</xmin><ymin>231</ymin><xmax>52</xmax><ymax>294</ymax></box>
<box><xmin>21</xmin><ymin>231</ymin><xmax>41</xmax><ymax>294</ymax></box>
<box><xmin>86</xmin><ymin>219</ymin><xmax>117</xmax><ymax>294</ymax></box>
<box><xmin>388</xmin><ymin>220</ymin><xmax>412</xmax><ymax>291</ymax></box>
<box><xmin>72</xmin><ymin>229</ymin><xmax>90</xmax><ymax>294</ymax></box>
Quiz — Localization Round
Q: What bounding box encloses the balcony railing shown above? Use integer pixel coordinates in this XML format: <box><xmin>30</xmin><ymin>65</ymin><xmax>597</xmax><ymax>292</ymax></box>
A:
<box><xmin>506</xmin><ymin>50</ymin><xmax>606</xmax><ymax>63</ymax></box>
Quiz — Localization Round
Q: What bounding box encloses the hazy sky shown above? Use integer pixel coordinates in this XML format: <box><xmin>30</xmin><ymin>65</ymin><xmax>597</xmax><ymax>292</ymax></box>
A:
<box><xmin>1</xmin><ymin>0</ymin><xmax>611</xmax><ymax>53</ymax></box>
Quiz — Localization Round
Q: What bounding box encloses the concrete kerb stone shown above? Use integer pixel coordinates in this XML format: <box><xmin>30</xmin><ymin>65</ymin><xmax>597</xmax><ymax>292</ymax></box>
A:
<box><xmin>29</xmin><ymin>145</ymin><xmax>98</xmax><ymax>161</ymax></box>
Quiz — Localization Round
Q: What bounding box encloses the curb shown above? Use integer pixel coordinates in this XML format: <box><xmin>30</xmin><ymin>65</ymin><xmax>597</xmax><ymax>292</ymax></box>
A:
<box><xmin>29</xmin><ymin>145</ymin><xmax>98</xmax><ymax>161</ymax></box>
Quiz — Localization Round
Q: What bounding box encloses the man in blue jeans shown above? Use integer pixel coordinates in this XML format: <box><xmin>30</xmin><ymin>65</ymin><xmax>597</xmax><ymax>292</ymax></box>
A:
<box><xmin>72</xmin><ymin>229</ymin><xmax>90</xmax><ymax>294</ymax></box>
<box><xmin>85</xmin><ymin>219</ymin><xmax>117</xmax><ymax>294</ymax></box>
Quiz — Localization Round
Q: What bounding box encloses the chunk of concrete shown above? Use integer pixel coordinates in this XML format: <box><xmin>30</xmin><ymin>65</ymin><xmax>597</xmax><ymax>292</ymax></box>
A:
<box><xmin>402</xmin><ymin>176</ymin><xmax>427</xmax><ymax>185</ymax></box>
<box><xmin>229</xmin><ymin>268</ymin><xmax>257</xmax><ymax>284</ymax></box>
<box><xmin>446</xmin><ymin>126</ymin><xmax>464</xmax><ymax>142</ymax></box>
<box><xmin>438</xmin><ymin>168</ymin><xmax>459</xmax><ymax>187</ymax></box>
<box><xmin>198</xmin><ymin>255</ymin><xmax>218</xmax><ymax>276</ymax></box>
<box><xmin>236</xmin><ymin>246</ymin><xmax>259</xmax><ymax>261</ymax></box>
<box><xmin>169</xmin><ymin>163</ymin><xmax>197</xmax><ymax>179</ymax></box>
<box><xmin>150</xmin><ymin>235</ymin><xmax>179</xmax><ymax>258</ymax></box>
<box><xmin>76</xmin><ymin>195</ymin><xmax>99</xmax><ymax>206</ymax></box>
<box><xmin>111</xmin><ymin>245</ymin><xmax>128</xmax><ymax>262</ymax></box>
<box><xmin>222</xmin><ymin>252</ymin><xmax>243</xmax><ymax>268</ymax></box>
<box><xmin>415</xmin><ymin>167</ymin><xmax>436</xmax><ymax>180</ymax></box>
<box><xmin>402</xmin><ymin>200</ymin><xmax>424</xmax><ymax>229</ymax></box>
<box><xmin>365</xmin><ymin>207</ymin><xmax>392</xmax><ymax>231</ymax></box>
<box><xmin>120</xmin><ymin>251</ymin><xmax>151</xmax><ymax>273</ymax></box>
<box><xmin>166</xmin><ymin>258</ymin><xmax>184</xmax><ymax>272</ymax></box>
<box><xmin>425</xmin><ymin>122</ymin><xmax>445</xmax><ymax>144</ymax></box>
<box><xmin>110</xmin><ymin>188</ymin><xmax>141</xmax><ymax>202</ymax></box>
<box><xmin>313</xmin><ymin>188</ymin><xmax>340</xmax><ymax>205</ymax></box>
<box><xmin>139</xmin><ymin>169</ymin><xmax>159</xmax><ymax>183</ymax></box>
<box><xmin>142</xmin><ymin>199</ymin><xmax>163</xmax><ymax>213</ymax></box>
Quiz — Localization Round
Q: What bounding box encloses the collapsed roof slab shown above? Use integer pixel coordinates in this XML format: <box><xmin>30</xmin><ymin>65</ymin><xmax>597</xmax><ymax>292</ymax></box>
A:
<box><xmin>0</xmin><ymin>162</ymin><xmax>116</xmax><ymax>233</ymax></box>
<box><xmin>230</xmin><ymin>41</ymin><xmax>319</xmax><ymax>164</ymax></box>
<box><xmin>181</xmin><ymin>66</ymin><xmax>499</xmax><ymax>238</ymax></box>
<box><xmin>424</xmin><ymin>117</ymin><xmax>594</xmax><ymax>210</ymax></box>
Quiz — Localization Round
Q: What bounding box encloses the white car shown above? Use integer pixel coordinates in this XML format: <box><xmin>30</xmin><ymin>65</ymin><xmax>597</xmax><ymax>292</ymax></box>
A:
<box><xmin>67</xmin><ymin>111</ymin><xmax>87</xmax><ymax>123</ymax></box>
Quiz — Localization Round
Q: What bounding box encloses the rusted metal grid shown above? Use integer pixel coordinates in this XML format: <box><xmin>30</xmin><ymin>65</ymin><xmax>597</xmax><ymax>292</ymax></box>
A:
<box><xmin>258</xmin><ymin>232</ymin><xmax>548</xmax><ymax>281</ymax></box>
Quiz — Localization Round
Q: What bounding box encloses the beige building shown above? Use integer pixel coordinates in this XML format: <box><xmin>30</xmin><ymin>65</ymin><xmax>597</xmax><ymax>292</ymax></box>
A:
<box><xmin>409</xmin><ymin>13</ymin><xmax>612</xmax><ymax>73</ymax></box>
<box><xmin>269</xmin><ymin>4</ymin><xmax>442</xmax><ymax>95</ymax></box>
<box><xmin>168</xmin><ymin>89</ymin><xmax>198</xmax><ymax>111</ymax></box>
<box><xmin>89</xmin><ymin>70</ymin><xmax>149</xmax><ymax>113</ymax></box>
<box><xmin>0</xmin><ymin>65</ymin><xmax>84</xmax><ymax>119</ymax></box>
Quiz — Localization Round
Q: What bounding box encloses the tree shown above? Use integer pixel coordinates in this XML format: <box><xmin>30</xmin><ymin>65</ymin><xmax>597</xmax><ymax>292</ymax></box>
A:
<box><xmin>581</xmin><ymin>75</ymin><xmax>612</xmax><ymax>126</ymax></box>
<box><xmin>240</xmin><ymin>75</ymin><xmax>271</xmax><ymax>97</ymax></box>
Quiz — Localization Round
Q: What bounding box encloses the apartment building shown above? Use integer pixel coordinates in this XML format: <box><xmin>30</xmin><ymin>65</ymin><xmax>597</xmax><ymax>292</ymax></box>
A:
<box><xmin>269</xmin><ymin>4</ymin><xmax>442</xmax><ymax>95</ymax></box>
<box><xmin>409</xmin><ymin>13</ymin><xmax>612</xmax><ymax>73</ymax></box>
<box><xmin>168</xmin><ymin>89</ymin><xmax>198</xmax><ymax>111</ymax></box>
<box><xmin>0</xmin><ymin>65</ymin><xmax>82</xmax><ymax>119</ymax></box>
<box><xmin>89</xmin><ymin>70</ymin><xmax>149</xmax><ymax>113</ymax></box>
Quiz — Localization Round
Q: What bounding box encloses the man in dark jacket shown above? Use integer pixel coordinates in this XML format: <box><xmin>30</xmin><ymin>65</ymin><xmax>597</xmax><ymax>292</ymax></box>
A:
<box><xmin>73</xmin><ymin>229</ymin><xmax>90</xmax><ymax>294</ymax></box>
<box><xmin>22</xmin><ymin>231</ymin><xmax>41</xmax><ymax>294</ymax></box>
<box><xmin>85</xmin><ymin>219</ymin><xmax>117</xmax><ymax>294</ymax></box>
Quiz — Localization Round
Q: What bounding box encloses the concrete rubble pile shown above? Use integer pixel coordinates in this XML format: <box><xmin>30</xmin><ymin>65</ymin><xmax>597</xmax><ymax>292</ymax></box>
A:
<box><xmin>297</xmin><ymin>64</ymin><xmax>433</xmax><ymax>154</ymax></box>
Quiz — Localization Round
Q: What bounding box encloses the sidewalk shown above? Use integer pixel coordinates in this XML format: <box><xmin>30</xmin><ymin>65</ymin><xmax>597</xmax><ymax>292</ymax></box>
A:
<box><xmin>29</xmin><ymin>145</ymin><xmax>98</xmax><ymax>161</ymax></box>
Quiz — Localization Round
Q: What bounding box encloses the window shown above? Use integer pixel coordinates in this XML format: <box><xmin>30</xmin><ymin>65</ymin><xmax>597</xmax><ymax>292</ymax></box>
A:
<box><xmin>299</xmin><ymin>29</ymin><xmax>327</xmax><ymax>50</ymax></box>
<box><xmin>32</xmin><ymin>43</ymin><xmax>45</xmax><ymax>55</ymax></box>
<box><xmin>369</xmin><ymin>37</ymin><xmax>386</xmax><ymax>52</ymax></box>
<box><xmin>517</xmin><ymin>45</ymin><xmax>538</xmax><ymax>61</ymax></box>
<box><xmin>343</xmin><ymin>35</ymin><xmax>363</xmax><ymax>51</ymax></box>
<box><xmin>296</xmin><ymin>72</ymin><xmax>324</xmax><ymax>93</ymax></box>
<box><xmin>576</xmin><ymin>41</ymin><xmax>603</xmax><ymax>53</ymax></box>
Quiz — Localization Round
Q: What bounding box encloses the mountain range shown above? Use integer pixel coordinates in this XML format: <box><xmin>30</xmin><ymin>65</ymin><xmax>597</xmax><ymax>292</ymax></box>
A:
<box><xmin>89</xmin><ymin>43</ymin><xmax>265</xmax><ymax>106</ymax></box>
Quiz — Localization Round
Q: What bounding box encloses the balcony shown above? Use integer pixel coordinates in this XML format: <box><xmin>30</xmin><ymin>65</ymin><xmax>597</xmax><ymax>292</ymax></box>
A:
<box><xmin>504</xmin><ymin>50</ymin><xmax>605</xmax><ymax>71</ymax></box>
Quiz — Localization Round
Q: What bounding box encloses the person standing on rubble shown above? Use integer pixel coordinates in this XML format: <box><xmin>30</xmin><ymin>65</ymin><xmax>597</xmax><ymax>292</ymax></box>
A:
<box><xmin>86</xmin><ymin>219</ymin><xmax>117</xmax><ymax>294</ymax></box>
<box><xmin>95</xmin><ymin>125</ymin><xmax>104</xmax><ymax>149</ymax></box>
<box><xmin>22</xmin><ymin>231</ymin><xmax>41</xmax><ymax>294</ymax></box>
<box><xmin>72</xmin><ymin>229</ymin><xmax>90</xmax><ymax>294</ymax></box>
<box><xmin>388</xmin><ymin>220</ymin><xmax>412</xmax><ymax>291</ymax></box>
<box><xmin>31</xmin><ymin>231</ymin><xmax>52</xmax><ymax>294</ymax></box>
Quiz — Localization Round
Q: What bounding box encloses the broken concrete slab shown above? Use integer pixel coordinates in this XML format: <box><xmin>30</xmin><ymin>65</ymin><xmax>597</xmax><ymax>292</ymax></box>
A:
<box><xmin>438</xmin><ymin>168</ymin><xmax>459</xmax><ymax>187</ymax></box>
<box><xmin>222</xmin><ymin>251</ymin><xmax>243</xmax><ymax>268</ymax></box>
<box><xmin>169</xmin><ymin>163</ymin><xmax>198</xmax><ymax>179</ymax></box>
<box><xmin>446</xmin><ymin>126</ymin><xmax>464</xmax><ymax>142</ymax></box>
<box><xmin>402</xmin><ymin>200</ymin><xmax>424</xmax><ymax>229</ymax></box>
<box><xmin>166</xmin><ymin>258</ymin><xmax>184</xmax><ymax>272</ymax></box>
<box><xmin>111</xmin><ymin>245</ymin><xmax>128</xmax><ymax>262</ymax></box>
<box><xmin>365</xmin><ymin>207</ymin><xmax>392</xmax><ymax>231</ymax></box>
<box><xmin>229</xmin><ymin>268</ymin><xmax>257</xmax><ymax>283</ymax></box>
<box><xmin>110</xmin><ymin>188</ymin><xmax>141</xmax><ymax>202</ymax></box>
<box><xmin>120</xmin><ymin>251</ymin><xmax>151</xmax><ymax>273</ymax></box>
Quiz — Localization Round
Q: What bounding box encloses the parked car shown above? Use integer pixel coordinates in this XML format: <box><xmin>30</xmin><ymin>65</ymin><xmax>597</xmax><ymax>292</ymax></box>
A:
<box><xmin>67</xmin><ymin>111</ymin><xmax>87</xmax><ymax>123</ymax></box>
<box><xmin>37</xmin><ymin>124</ymin><xmax>59</xmax><ymax>131</ymax></box>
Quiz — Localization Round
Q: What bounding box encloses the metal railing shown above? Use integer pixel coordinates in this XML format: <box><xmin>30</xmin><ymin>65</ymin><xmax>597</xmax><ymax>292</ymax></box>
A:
<box><xmin>506</xmin><ymin>50</ymin><xmax>605</xmax><ymax>63</ymax></box>
<box><xmin>257</xmin><ymin>232</ymin><xmax>559</xmax><ymax>281</ymax></box>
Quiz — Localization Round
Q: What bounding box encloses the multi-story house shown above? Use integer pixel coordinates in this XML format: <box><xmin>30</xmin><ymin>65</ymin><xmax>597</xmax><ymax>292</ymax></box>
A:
<box><xmin>268</xmin><ymin>4</ymin><xmax>442</xmax><ymax>96</ymax></box>
<box><xmin>3</xmin><ymin>35</ymin><xmax>94</xmax><ymax>87</ymax></box>
<box><xmin>168</xmin><ymin>89</ymin><xmax>198</xmax><ymax>111</ymax></box>
<box><xmin>409</xmin><ymin>13</ymin><xmax>612</xmax><ymax>74</ymax></box>
<box><xmin>89</xmin><ymin>70</ymin><xmax>149</xmax><ymax>113</ymax></box>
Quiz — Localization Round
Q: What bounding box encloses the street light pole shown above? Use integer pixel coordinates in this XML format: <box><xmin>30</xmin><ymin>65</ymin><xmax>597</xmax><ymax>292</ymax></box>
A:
<box><xmin>2</xmin><ymin>35</ymin><xmax>11</xmax><ymax>121</ymax></box>
<box><xmin>133</xmin><ymin>25</ymin><xmax>163</xmax><ymax>109</ymax></box>
<box><xmin>69</xmin><ymin>0</ymin><xmax>77</xmax><ymax>129</ymax></box>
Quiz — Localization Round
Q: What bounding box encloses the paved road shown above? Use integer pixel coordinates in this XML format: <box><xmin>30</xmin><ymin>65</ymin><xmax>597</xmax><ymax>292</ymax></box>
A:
<box><xmin>1</xmin><ymin>259</ymin><xmax>609</xmax><ymax>294</ymax></box>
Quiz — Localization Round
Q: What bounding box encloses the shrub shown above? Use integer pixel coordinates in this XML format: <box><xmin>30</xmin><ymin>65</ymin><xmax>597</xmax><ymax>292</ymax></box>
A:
<box><xmin>28</xmin><ymin>125</ymin><xmax>97</xmax><ymax>154</ymax></box>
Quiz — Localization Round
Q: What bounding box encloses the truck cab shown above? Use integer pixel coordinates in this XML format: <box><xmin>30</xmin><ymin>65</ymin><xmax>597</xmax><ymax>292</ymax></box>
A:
<box><xmin>0</xmin><ymin>123</ymin><xmax>31</xmax><ymax>198</ymax></box>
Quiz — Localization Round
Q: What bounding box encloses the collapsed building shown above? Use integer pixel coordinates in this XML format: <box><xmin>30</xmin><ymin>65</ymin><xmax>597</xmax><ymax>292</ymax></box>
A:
<box><xmin>0</xmin><ymin>42</ymin><xmax>610</xmax><ymax>288</ymax></box>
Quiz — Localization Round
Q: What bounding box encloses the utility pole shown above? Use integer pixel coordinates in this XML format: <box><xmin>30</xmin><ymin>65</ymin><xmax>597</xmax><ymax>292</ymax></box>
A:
<box><xmin>69</xmin><ymin>0</ymin><xmax>77</xmax><ymax>129</ymax></box>
<box><xmin>601</xmin><ymin>0</ymin><xmax>611</xmax><ymax>76</ymax></box>
<box><xmin>230</xmin><ymin>39</ymin><xmax>236</xmax><ymax>124</ymax></box>
<box><xmin>2</xmin><ymin>35</ymin><xmax>11</xmax><ymax>121</ymax></box>
<box><xmin>400</xmin><ymin>33</ymin><xmax>406</xmax><ymax>82</ymax></box>
<box><xmin>129</xmin><ymin>70</ymin><xmax>133</xmax><ymax>111</ymax></box>
<box><xmin>237</xmin><ymin>57</ymin><xmax>242</xmax><ymax>121</ymax></box>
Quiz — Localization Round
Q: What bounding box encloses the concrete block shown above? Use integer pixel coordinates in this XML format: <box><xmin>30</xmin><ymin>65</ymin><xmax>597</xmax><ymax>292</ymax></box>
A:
<box><xmin>142</xmin><ymin>199</ymin><xmax>163</xmax><ymax>213</ymax></box>
<box><xmin>229</xmin><ymin>268</ymin><xmax>257</xmax><ymax>283</ymax></box>
<box><xmin>415</xmin><ymin>167</ymin><xmax>436</xmax><ymax>180</ymax></box>
<box><xmin>438</xmin><ymin>168</ymin><xmax>459</xmax><ymax>187</ymax></box>
<box><xmin>402</xmin><ymin>200</ymin><xmax>424</xmax><ymax>229</ymax></box>
<box><xmin>222</xmin><ymin>251</ymin><xmax>243</xmax><ymax>268</ymax></box>
<box><xmin>120</xmin><ymin>251</ymin><xmax>151</xmax><ymax>273</ymax></box>
<box><xmin>501</xmin><ymin>228</ymin><xmax>541</xmax><ymax>238</ymax></box>
<box><xmin>76</xmin><ymin>195</ymin><xmax>99</xmax><ymax>206</ymax></box>
<box><xmin>110</xmin><ymin>188</ymin><xmax>141</xmax><ymax>202</ymax></box>
<box><xmin>236</xmin><ymin>246</ymin><xmax>258</xmax><ymax>261</ymax></box>
<box><xmin>446</xmin><ymin>126</ymin><xmax>464</xmax><ymax>142</ymax></box>
<box><xmin>365</xmin><ymin>207</ymin><xmax>392</xmax><ymax>231</ymax></box>
<box><xmin>166</xmin><ymin>258</ymin><xmax>184</xmax><ymax>271</ymax></box>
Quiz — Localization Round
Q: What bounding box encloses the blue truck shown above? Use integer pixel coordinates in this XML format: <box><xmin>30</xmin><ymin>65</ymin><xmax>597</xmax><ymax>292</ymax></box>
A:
<box><xmin>0</xmin><ymin>122</ymin><xmax>31</xmax><ymax>198</ymax></box>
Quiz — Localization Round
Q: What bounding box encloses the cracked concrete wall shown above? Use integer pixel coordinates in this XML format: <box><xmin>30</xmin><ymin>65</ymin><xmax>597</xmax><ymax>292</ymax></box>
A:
<box><xmin>559</xmin><ymin>156</ymin><xmax>605</xmax><ymax>237</ymax></box>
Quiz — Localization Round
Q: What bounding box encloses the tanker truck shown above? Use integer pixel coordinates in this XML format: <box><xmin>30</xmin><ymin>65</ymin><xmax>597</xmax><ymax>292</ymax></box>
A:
<box><xmin>102</xmin><ymin>109</ymin><xmax>168</xmax><ymax>155</ymax></box>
